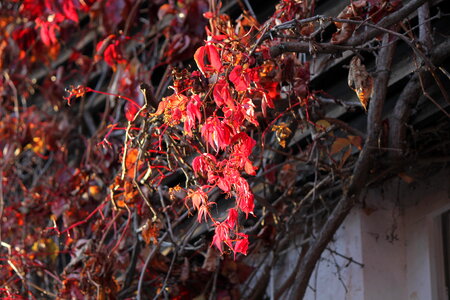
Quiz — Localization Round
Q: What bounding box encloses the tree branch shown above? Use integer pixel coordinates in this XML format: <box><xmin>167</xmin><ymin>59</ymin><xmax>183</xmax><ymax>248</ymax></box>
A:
<box><xmin>269</xmin><ymin>0</ymin><xmax>430</xmax><ymax>58</ymax></box>
<box><xmin>347</xmin><ymin>0</ymin><xmax>429</xmax><ymax>46</ymax></box>
<box><xmin>389</xmin><ymin>33</ymin><xmax>450</xmax><ymax>158</ymax></box>
<box><xmin>286</xmin><ymin>33</ymin><xmax>397</xmax><ymax>300</ymax></box>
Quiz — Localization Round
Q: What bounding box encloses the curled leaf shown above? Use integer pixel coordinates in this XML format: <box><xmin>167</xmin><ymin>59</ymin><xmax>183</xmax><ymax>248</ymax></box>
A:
<box><xmin>142</xmin><ymin>220</ymin><xmax>160</xmax><ymax>245</ymax></box>
<box><xmin>348</xmin><ymin>56</ymin><xmax>373</xmax><ymax>110</ymax></box>
<box><xmin>272</xmin><ymin>123</ymin><xmax>292</xmax><ymax>148</ymax></box>
<box><xmin>331</xmin><ymin>1</ymin><xmax>367</xmax><ymax>44</ymax></box>
<box><xmin>194</xmin><ymin>44</ymin><xmax>222</xmax><ymax>76</ymax></box>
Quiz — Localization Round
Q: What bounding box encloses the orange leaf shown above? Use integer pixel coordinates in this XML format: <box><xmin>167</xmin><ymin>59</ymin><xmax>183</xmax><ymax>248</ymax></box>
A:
<box><xmin>348</xmin><ymin>135</ymin><xmax>363</xmax><ymax>150</ymax></box>
<box><xmin>142</xmin><ymin>220</ymin><xmax>160</xmax><ymax>245</ymax></box>
<box><xmin>340</xmin><ymin>146</ymin><xmax>352</xmax><ymax>168</ymax></box>
<box><xmin>330</xmin><ymin>138</ymin><xmax>351</xmax><ymax>155</ymax></box>
<box><xmin>125</xmin><ymin>148</ymin><xmax>143</xmax><ymax>178</ymax></box>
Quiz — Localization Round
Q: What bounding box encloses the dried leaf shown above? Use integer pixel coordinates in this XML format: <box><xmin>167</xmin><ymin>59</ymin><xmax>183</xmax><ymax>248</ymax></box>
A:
<box><xmin>125</xmin><ymin>148</ymin><xmax>144</xmax><ymax>178</ymax></box>
<box><xmin>348</xmin><ymin>135</ymin><xmax>363</xmax><ymax>150</ymax></box>
<box><xmin>348</xmin><ymin>56</ymin><xmax>373</xmax><ymax>110</ymax></box>
<box><xmin>331</xmin><ymin>1</ymin><xmax>367</xmax><ymax>44</ymax></box>
<box><xmin>398</xmin><ymin>172</ymin><xmax>415</xmax><ymax>184</ymax></box>
<box><xmin>202</xmin><ymin>247</ymin><xmax>219</xmax><ymax>272</ymax></box>
<box><xmin>278</xmin><ymin>163</ymin><xmax>296</xmax><ymax>191</ymax></box>
<box><xmin>271</xmin><ymin>123</ymin><xmax>292</xmax><ymax>148</ymax></box>
<box><xmin>142</xmin><ymin>219</ymin><xmax>160</xmax><ymax>245</ymax></box>
<box><xmin>31</xmin><ymin>238</ymin><xmax>59</xmax><ymax>262</ymax></box>
<box><xmin>330</xmin><ymin>138</ymin><xmax>351</xmax><ymax>155</ymax></box>
<box><xmin>180</xmin><ymin>257</ymin><xmax>190</xmax><ymax>283</ymax></box>
<box><xmin>340</xmin><ymin>146</ymin><xmax>352</xmax><ymax>167</ymax></box>
<box><xmin>316</xmin><ymin>119</ymin><xmax>331</xmax><ymax>131</ymax></box>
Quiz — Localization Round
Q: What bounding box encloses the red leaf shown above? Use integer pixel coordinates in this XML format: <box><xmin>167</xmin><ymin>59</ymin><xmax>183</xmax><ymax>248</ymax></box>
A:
<box><xmin>12</xmin><ymin>26</ymin><xmax>37</xmax><ymax>51</ymax></box>
<box><xmin>234</xmin><ymin>234</ymin><xmax>249</xmax><ymax>258</ymax></box>
<box><xmin>234</xmin><ymin>177</ymin><xmax>254</xmax><ymax>216</ymax></box>
<box><xmin>35</xmin><ymin>18</ymin><xmax>59</xmax><ymax>46</ymax></box>
<box><xmin>261</xmin><ymin>90</ymin><xmax>275</xmax><ymax>117</ymax></box>
<box><xmin>213</xmin><ymin>80</ymin><xmax>233</xmax><ymax>107</ymax></box>
<box><xmin>201</xmin><ymin>116</ymin><xmax>231</xmax><ymax>151</ymax></box>
<box><xmin>262</xmin><ymin>81</ymin><xmax>279</xmax><ymax>101</ymax></box>
<box><xmin>192</xmin><ymin>153</ymin><xmax>216</xmax><ymax>175</ymax></box>
<box><xmin>211</xmin><ymin>222</ymin><xmax>231</xmax><ymax>253</ymax></box>
<box><xmin>194</xmin><ymin>46</ymin><xmax>207</xmax><ymax>74</ymax></box>
<box><xmin>203</xmin><ymin>11</ymin><xmax>214</xmax><ymax>19</ymax></box>
<box><xmin>96</xmin><ymin>38</ymin><xmax>127</xmax><ymax>68</ymax></box>
<box><xmin>244</xmin><ymin>160</ymin><xmax>256</xmax><ymax>176</ymax></box>
<box><xmin>62</xmin><ymin>0</ymin><xmax>79</xmax><ymax>23</ymax></box>
<box><xmin>194</xmin><ymin>44</ymin><xmax>223</xmax><ymax>76</ymax></box>
<box><xmin>229</xmin><ymin>65</ymin><xmax>248</xmax><ymax>91</ymax></box>
<box><xmin>19</xmin><ymin>0</ymin><xmax>45</xmax><ymax>19</ymax></box>
<box><xmin>124</xmin><ymin>102</ymin><xmax>138</xmax><ymax>122</ymax></box>
<box><xmin>226</xmin><ymin>208</ymin><xmax>238</xmax><ymax>228</ymax></box>
<box><xmin>206</xmin><ymin>44</ymin><xmax>222</xmax><ymax>73</ymax></box>
<box><xmin>184</xmin><ymin>94</ymin><xmax>202</xmax><ymax>136</ymax></box>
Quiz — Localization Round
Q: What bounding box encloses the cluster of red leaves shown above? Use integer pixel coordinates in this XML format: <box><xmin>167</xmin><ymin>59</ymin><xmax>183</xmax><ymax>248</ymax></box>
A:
<box><xmin>19</xmin><ymin>0</ymin><xmax>87</xmax><ymax>46</ymax></box>
<box><xmin>0</xmin><ymin>0</ymin><xmax>339</xmax><ymax>297</ymax></box>
<box><xmin>151</xmin><ymin>9</ymin><xmax>283</xmax><ymax>256</ymax></box>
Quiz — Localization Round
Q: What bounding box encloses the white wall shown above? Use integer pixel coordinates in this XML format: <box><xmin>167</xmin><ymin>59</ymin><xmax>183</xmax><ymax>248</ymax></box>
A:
<box><xmin>304</xmin><ymin>209</ymin><xmax>365</xmax><ymax>300</ymax></box>
<box><xmin>301</xmin><ymin>169</ymin><xmax>450</xmax><ymax>300</ymax></box>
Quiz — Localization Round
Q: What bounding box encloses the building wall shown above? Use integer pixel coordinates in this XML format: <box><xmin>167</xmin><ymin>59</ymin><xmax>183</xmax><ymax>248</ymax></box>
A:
<box><xmin>301</xmin><ymin>169</ymin><xmax>450</xmax><ymax>300</ymax></box>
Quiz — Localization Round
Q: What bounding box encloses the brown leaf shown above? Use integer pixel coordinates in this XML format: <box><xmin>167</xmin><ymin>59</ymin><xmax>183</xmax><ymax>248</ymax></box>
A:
<box><xmin>398</xmin><ymin>172</ymin><xmax>415</xmax><ymax>184</ymax></box>
<box><xmin>202</xmin><ymin>247</ymin><xmax>220</xmax><ymax>272</ymax></box>
<box><xmin>330</xmin><ymin>138</ymin><xmax>351</xmax><ymax>155</ymax></box>
<box><xmin>315</xmin><ymin>119</ymin><xmax>331</xmax><ymax>132</ymax></box>
<box><xmin>331</xmin><ymin>1</ymin><xmax>367</xmax><ymax>44</ymax></box>
<box><xmin>278</xmin><ymin>163</ymin><xmax>297</xmax><ymax>191</ymax></box>
<box><xmin>340</xmin><ymin>146</ymin><xmax>352</xmax><ymax>168</ymax></box>
<box><xmin>180</xmin><ymin>257</ymin><xmax>190</xmax><ymax>283</ymax></box>
<box><xmin>300</xmin><ymin>23</ymin><xmax>315</xmax><ymax>36</ymax></box>
<box><xmin>348</xmin><ymin>56</ymin><xmax>373</xmax><ymax>110</ymax></box>
<box><xmin>220</xmin><ymin>258</ymin><xmax>254</xmax><ymax>284</ymax></box>
<box><xmin>142</xmin><ymin>219</ymin><xmax>160</xmax><ymax>245</ymax></box>
<box><xmin>332</xmin><ymin>23</ymin><xmax>355</xmax><ymax>45</ymax></box>
<box><xmin>348</xmin><ymin>135</ymin><xmax>363</xmax><ymax>150</ymax></box>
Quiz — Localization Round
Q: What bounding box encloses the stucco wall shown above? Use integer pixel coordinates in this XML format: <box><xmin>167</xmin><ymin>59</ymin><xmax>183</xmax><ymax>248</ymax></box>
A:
<box><xmin>298</xmin><ymin>168</ymin><xmax>450</xmax><ymax>300</ymax></box>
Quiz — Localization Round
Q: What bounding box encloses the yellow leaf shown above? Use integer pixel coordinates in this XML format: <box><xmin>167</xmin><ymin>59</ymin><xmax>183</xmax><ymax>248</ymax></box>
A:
<box><xmin>31</xmin><ymin>238</ymin><xmax>59</xmax><ymax>262</ymax></box>
<box><xmin>272</xmin><ymin>123</ymin><xmax>292</xmax><ymax>148</ymax></box>
<box><xmin>315</xmin><ymin>119</ymin><xmax>331</xmax><ymax>131</ymax></box>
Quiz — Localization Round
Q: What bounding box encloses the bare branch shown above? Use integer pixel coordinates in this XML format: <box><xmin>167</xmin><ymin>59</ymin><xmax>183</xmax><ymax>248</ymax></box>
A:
<box><xmin>269</xmin><ymin>0</ymin><xmax>430</xmax><ymax>58</ymax></box>
<box><xmin>389</xmin><ymin>36</ymin><xmax>450</xmax><ymax>158</ymax></box>
<box><xmin>347</xmin><ymin>0</ymin><xmax>430</xmax><ymax>46</ymax></box>
<box><xmin>287</xmin><ymin>33</ymin><xmax>397</xmax><ymax>300</ymax></box>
